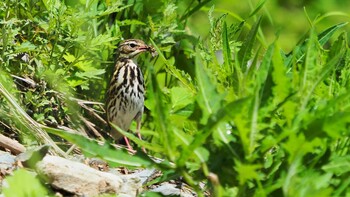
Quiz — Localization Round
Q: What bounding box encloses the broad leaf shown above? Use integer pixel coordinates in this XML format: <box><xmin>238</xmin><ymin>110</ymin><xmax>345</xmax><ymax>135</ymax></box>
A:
<box><xmin>45</xmin><ymin>127</ymin><xmax>153</xmax><ymax>168</ymax></box>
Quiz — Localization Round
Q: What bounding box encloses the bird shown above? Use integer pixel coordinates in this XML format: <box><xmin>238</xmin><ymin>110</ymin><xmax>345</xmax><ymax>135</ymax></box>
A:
<box><xmin>106</xmin><ymin>39</ymin><xmax>155</xmax><ymax>151</ymax></box>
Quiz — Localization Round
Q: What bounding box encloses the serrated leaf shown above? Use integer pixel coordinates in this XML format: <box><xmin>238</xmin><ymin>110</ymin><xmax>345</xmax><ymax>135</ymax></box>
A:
<box><xmin>195</xmin><ymin>50</ymin><xmax>224</xmax><ymax>123</ymax></box>
<box><xmin>63</xmin><ymin>53</ymin><xmax>76</xmax><ymax>63</ymax></box>
<box><xmin>89</xmin><ymin>34</ymin><xmax>118</xmax><ymax>49</ymax></box>
<box><xmin>322</xmin><ymin>155</ymin><xmax>350</xmax><ymax>175</ymax></box>
<box><xmin>98</xmin><ymin>4</ymin><xmax>133</xmax><ymax>16</ymax></box>
<box><xmin>235</xmin><ymin>161</ymin><xmax>261</xmax><ymax>185</ymax></box>
<box><xmin>74</xmin><ymin>60</ymin><xmax>94</xmax><ymax>71</ymax></box>
<box><xmin>66</xmin><ymin>77</ymin><xmax>85</xmax><ymax>87</ymax></box>
<box><xmin>75</xmin><ymin>69</ymin><xmax>105</xmax><ymax>79</ymax></box>
<box><xmin>272</xmin><ymin>42</ymin><xmax>290</xmax><ymax>104</ymax></box>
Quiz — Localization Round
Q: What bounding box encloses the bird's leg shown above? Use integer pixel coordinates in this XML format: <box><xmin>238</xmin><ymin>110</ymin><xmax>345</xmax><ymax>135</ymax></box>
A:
<box><xmin>124</xmin><ymin>136</ymin><xmax>134</xmax><ymax>153</ymax></box>
<box><xmin>136</xmin><ymin>120</ymin><xmax>147</xmax><ymax>153</ymax></box>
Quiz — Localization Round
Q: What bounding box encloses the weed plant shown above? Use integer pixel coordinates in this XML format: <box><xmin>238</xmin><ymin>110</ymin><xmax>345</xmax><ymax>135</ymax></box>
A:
<box><xmin>0</xmin><ymin>0</ymin><xmax>349</xmax><ymax>196</ymax></box>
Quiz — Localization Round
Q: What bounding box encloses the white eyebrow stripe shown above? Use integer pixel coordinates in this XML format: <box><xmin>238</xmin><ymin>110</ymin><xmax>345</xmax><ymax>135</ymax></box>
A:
<box><xmin>121</xmin><ymin>41</ymin><xmax>138</xmax><ymax>46</ymax></box>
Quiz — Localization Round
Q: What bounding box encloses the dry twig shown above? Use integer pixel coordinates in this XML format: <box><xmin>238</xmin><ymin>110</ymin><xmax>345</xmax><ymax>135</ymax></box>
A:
<box><xmin>0</xmin><ymin>134</ymin><xmax>26</xmax><ymax>155</ymax></box>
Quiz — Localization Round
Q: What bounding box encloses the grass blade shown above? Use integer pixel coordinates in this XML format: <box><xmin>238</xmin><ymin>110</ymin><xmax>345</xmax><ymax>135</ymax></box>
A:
<box><xmin>180</xmin><ymin>0</ymin><xmax>212</xmax><ymax>21</ymax></box>
<box><xmin>248</xmin><ymin>0</ymin><xmax>267</xmax><ymax>18</ymax></box>
<box><xmin>318</xmin><ymin>22</ymin><xmax>348</xmax><ymax>46</ymax></box>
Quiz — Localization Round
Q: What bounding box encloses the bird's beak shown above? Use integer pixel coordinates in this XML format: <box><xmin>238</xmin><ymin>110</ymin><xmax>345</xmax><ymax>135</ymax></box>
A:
<box><xmin>138</xmin><ymin>45</ymin><xmax>158</xmax><ymax>57</ymax></box>
<box><xmin>138</xmin><ymin>45</ymin><xmax>150</xmax><ymax>51</ymax></box>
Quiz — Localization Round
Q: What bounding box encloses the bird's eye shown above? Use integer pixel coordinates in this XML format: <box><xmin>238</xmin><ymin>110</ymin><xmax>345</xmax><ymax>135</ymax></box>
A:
<box><xmin>129</xmin><ymin>43</ymin><xmax>137</xmax><ymax>48</ymax></box>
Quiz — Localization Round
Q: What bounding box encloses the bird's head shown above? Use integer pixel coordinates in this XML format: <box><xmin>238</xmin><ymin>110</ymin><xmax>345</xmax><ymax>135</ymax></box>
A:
<box><xmin>117</xmin><ymin>39</ymin><xmax>154</xmax><ymax>59</ymax></box>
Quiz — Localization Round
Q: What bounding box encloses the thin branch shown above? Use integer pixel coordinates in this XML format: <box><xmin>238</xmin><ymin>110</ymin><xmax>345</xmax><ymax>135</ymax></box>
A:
<box><xmin>11</xmin><ymin>74</ymin><xmax>36</xmax><ymax>88</ymax></box>
<box><xmin>79</xmin><ymin>115</ymin><xmax>104</xmax><ymax>139</ymax></box>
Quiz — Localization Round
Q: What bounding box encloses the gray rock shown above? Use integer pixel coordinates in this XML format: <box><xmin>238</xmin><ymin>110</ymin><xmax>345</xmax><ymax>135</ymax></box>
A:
<box><xmin>0</xmin><ymin>151</ymin><xmax>16</xmax><ymax>170</ymax></box>
<box><xmin>36</xmin><ymin>155</ymin><xmax>142</xmax><ymax>196</ymax></box>
<box><xmin>151</xmin><ymin>182</ymin><xmax>196</xmax><ymax>197</ymax></box>
<box><xmin>132</xmin><ymin>168</ymin><xmax>158</xmax><ymax>184</ymax></box>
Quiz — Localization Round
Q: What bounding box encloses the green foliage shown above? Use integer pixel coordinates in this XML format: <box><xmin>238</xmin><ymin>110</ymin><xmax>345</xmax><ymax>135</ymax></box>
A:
<box><xmin>46</xmin><ymin>126</ymin><xmax>154</xmax><ymax>168</ymax></box>
<box><xmin>0</xmin><ymin>0</ymin><xmax>350</xmax><ymax>196</ymax></box>
<box><xmin>3</xmin><ymin>169</ymin><xmax>48</xmax><ymax>197</ymax></box>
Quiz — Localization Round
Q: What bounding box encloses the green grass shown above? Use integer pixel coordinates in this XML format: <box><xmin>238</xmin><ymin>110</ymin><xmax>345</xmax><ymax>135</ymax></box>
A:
<box><xmin>1</xmin><ymin>0</ymin><xmax>350</xmax><ymax>196</ymax></box>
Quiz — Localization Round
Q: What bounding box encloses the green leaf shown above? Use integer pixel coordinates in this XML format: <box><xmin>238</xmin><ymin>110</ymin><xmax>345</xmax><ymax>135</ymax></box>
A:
<box><xmin>195</xmin><ymin>50</ymin><xmax>224</xmax><ymax>123</ymax></box>
<box><xmin>63</xmin><ymin>52</ymin><xmax>76</xmax><ymax>63</ymax></box>
<box><xmin>98</xmin><ymin>4</ymin><xmax>133</xmax><ymax>16</ymax></box>
<box><xmin>222</xmin><ymin>21</ymin><xmax>232</xmax><ymax>73</ymax></box>
<box><xmin>0</xmin><ymin>71</ymin><xmax>67</xmax><ymax>157</ymax></box>
<box><xmin>272</xmin><ymin>42</ymin><xmax>290</xmax><ymax>104</ymax></box>
<box><xmin>89</xmin><ymin>34</ymin><xmax>118</xmax><ymax>49</ymax></box>
<box><xmin>141</xmin><ymin>192</ymin><xmax>164</xmax><ymax>197</ymax></box>
<box><xmin>180</xmin><ymin>0</ymin><xmax>211</xmax><ymax>21</ymax></box>
<box><xmin>235</xmin><ymin>161</ymin><xmax>261</xmax><ymax>185</ymax></box>
<box><xmin>45</xmin><ymin>127</ymin><xmax>153</xmax><ymax>168</ymax></box>
<box><xmin>323</xmin><ymin>112</ymin><xmax>350</xmax><ymax>138</ymax></box>
<box><xmin>212</xmin><ymin>121</ymin><xmax>235</xmax><ymax>147</ymax></box>
<box><xmin>238</xmin><ymin>16</ymin><xmax>262</xmax><ymax>72</ymax></box>
<box><xmin>66</xmin><ymin>77</ymin><xmax>86</xmax><ymax>87</ymax></box>
<box><xmin>146</xmin><ymin>64</ymin><xmax>176</xmax><ymax>161</ymax></box>
<box><xmin>284</xmin><ymin>169</ymin><xmax>333</xmax><ymax>197</ymax></box>
<box><xmin>170</xmin><ymin>86</ymin><xmax>194</xmax><ymax>112</ymax></box>
<box><xmin>194</xmin><ymin>146</ymin><xmax>210</xmax><ymax>163</ymax></box>
<box><xmin>248</xmin><ymin>0</ymin><xmax>268</xmax><ymax>17</ymax></box>
<box><xmin>322</xmin><ymin>155</ymin><xmax>350</xmax><ymax>175</ymax></box>
<box><xmin>178</xmin><ymin>97</ymin><xmax>251</xmax><ymax>167</ymax></box>
<box><xmin>3</xmin><ymin>169</ymin><xmax>48</xmax><ymax>197</ymax></box>
<box><xmin>256</xmin><ymin>42</ymin><xmax>274</xmax><ymax>91</ymax></box>
<box><xmin>299</xmin><ymin>29</ymin><xmax>319</xmax><ymax>109</ymax></box>
<box><xmin>14</xmin><ymin>41</ymin><xmax>37</xmax><ymax>53</ymax></box>
<box><xmin>75</xmin><ymin>69</ymin><xmax>106</xmax><ymax>79</ymax></box>
<box><xmin>318</xmin><ymin>22</ymin><xmax>348</xmax><ymax>46</ymax></box>
<box><xmin>150</xmin><ymin>38</ymin><xmax>196</xmax><ymax>94</ymax></box>
<box><xmin>328</xmin><ymin>32</ymin><xmax>347</xmax><ymax>60</ymax></box>
<box><xmin>117</xmin><ymin>19</ymin><xmax>146</xmax><ymax>26</ymax></box>
<box><xmin>110</xmin><ymin>123</ymin><xmax>163</xmax><ymax>152</ymax></box>
<box><xmin>284</xmin><ymin>22</ymin><xmax>347</xmax><ymax>66</ymax></box>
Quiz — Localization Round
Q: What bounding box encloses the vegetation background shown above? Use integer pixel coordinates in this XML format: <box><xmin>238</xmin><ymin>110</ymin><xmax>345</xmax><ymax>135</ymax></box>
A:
<box><xmin>193</xmin><ymin>0</ymin><xmax>350</xmax><ymax>50</ymax></box>
<box><xmin>0</xmin><ymin>0</ymin><xmax>350</xmax><ymax>196</ymax></box>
